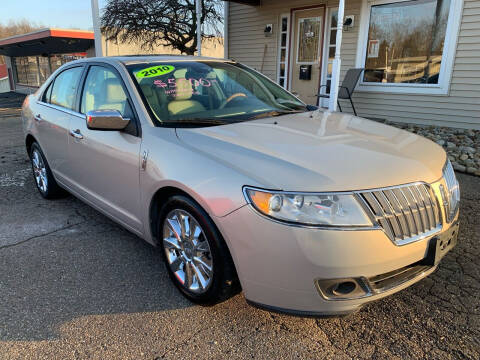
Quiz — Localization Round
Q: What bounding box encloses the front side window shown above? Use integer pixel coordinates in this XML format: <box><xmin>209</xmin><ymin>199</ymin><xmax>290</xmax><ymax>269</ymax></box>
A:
<box><xmin>363</xmin><ymin>0</ymin><xmax>451</xmax><ymax>84</ymax></box>
<box><xmin>80</xmin><ymin>66</ymin><xmax>133</xmax><ymax>118</ymax></box>
<box><xmin>128</xmin><ymin>61</ymin><xmax>306</xmax><ymax>126</ymax></box>
<box><xmin>50</xmin><ymin>67</ymin><xmax>83</xmax><ymax>110</ymax></box>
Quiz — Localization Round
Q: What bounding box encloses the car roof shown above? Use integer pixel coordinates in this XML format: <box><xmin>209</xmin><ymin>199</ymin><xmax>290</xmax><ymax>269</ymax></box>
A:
<box><xmin>72</xmin><ymin>55</ymin><xmax>231</xmax><ymax>66</ymax></box>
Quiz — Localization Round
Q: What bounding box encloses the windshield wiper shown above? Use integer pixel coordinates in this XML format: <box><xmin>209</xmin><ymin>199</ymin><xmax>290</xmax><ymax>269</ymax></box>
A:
<box><xmin>162</xmin><ymin>118</ymin><xmax>228</xmax><ymax>127</ymax></box>
<box><xmin>250</xmin><ymin>109</ymin><xmax>303</xmax><ymax>120</ymax></box>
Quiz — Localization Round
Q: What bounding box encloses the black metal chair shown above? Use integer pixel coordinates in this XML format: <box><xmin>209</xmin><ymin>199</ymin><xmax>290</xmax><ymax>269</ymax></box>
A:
<box><xmin>317</xmin><ymin>68</ymin><xmax>364</xmax><ymax>116</ymax></box>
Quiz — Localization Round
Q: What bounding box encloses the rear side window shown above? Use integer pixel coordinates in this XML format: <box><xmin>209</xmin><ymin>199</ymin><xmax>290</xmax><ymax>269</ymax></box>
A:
<box><xmin>80</xmin><ymin>65</ymin><xmax>133</xmax><ymax>119</ymax></box>
<box><xmin>42</xmin><ymin>82</ymin><xmax>53</xmax><ymax>103</ymax></box>
<box><xmin>50</xmin><ymin>67</ymin><xmax>83</xmax><ymax>110</ymax></box>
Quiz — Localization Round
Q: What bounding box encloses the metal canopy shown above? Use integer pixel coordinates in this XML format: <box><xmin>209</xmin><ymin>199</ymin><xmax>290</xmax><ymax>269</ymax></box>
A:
<box><xmin>223</xmin><ymin>0</ymin><xmax>260</xmax><ymax>5</ymax></box>
<box><xmin>0</xmin><ymin>29</ymin><xmax>94</xmax><ymax>57</ymax></box>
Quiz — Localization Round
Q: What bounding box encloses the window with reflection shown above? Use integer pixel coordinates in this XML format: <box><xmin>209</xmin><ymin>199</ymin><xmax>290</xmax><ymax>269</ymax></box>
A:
<box><xmin>50</xmin><ymin>67</ymin><xmax>83</xmax><ymax>110</ymax></box>
<box><xmin>12</xmin><ymin>53</ymin><xmax>87</xmax><ymax>87</ymax></box>
<box><xmin>364</xmin><ymin>0</ymin><xmax>451</xmax><ymax>84</ymax></box>
<box><xmin>277</xmin><ymin>15</ymin><xmax>290</xmax><ymax>88</ymax></box>
<box><xmin>297</xmin><ymin>17</ymin><xmax>322</xmax><ymax>63</ymax></box>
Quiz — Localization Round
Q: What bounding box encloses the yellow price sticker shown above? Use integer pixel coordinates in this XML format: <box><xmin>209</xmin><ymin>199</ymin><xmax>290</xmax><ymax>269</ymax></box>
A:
<box><xmin>136</xmin><ymin>65</ymin><xmax>175</xmax><ymax>78</ymax></box>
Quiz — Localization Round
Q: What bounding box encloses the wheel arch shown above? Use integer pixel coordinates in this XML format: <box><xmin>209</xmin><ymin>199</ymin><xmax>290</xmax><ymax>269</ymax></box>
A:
<box><xmin>25</xmin><ymin>133</ymin><xmax>37</xmax><ymax>157</ymax></box>
<box><xmin>148</xmin><ymin>184</ymin><xmax>238</xmax><ymax>262</ymax></box>
<box><xmin>149</xmin><ymin>186</ymin><xmax>187</xmax><ymax>245</ymax></box>
<box><xmin>148</xmin><ymin>185</ymin><xmax>223</xmax><ymax>246</ymax></box>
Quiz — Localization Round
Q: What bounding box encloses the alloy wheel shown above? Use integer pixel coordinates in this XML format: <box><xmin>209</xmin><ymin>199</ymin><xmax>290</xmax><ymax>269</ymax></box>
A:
<box><xmin>32</xmin><ymin>149</ymin><xmax>48</xmax><ymax>193</ymax></box>
<box><xmin>162</xmin><ymin>209</ymin><xmax>213</xmax><ymax>293</ymax></box>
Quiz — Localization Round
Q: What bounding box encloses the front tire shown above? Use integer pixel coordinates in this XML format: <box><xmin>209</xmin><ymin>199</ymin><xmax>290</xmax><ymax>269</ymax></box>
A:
<box><xmin>29</xmin><ymin>142</ymin><xmax>65</xmax><ymax>199</ymax></box>
<box><xmin>158</xmin><ymin>195</ymin><xmax>240</xmax><ymax>304</ymax></box>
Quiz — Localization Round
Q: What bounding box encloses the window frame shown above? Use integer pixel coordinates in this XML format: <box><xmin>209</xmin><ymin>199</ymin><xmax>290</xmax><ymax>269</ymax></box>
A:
<box><xmin>77</xmin><ymin>62</ymin><xmax>141</xmax><ymax>137</ymax></box>
<box><xmin>38</xmin><ymin>65</ymin><xmax>85</xmax><ymax>110</ymax></box>
<box><xmin>295</xmin><ymin>16</ymin><xmax>323</xmax><ymax>65</ymax></box>
<box><xmin>355</xmin><ymin>0</ymin><xmax>463</xmax><ymax>95</ymax></box>
<box><xmin>277</xmin><ymin>13</ymin><xmax>291</xmax><ymax>89</ymax></box>
<box><xmin>41</xmin><ymin>80</ymin><xmax>54</xmax><ymax>104</ymax></box>
<box><xmin>320</xmin><ymin>6</ymin><xmax>339</xmax><ymax>107</ymax></box>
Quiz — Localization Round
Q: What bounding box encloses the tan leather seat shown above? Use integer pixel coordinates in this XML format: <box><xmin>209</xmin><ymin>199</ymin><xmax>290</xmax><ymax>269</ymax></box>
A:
<box><xmin>140</xmin><ymin>82</ymin><xmax>171</xmax><ymax>121</ymax></box>
<box><xmin>97</xmin><ymin>78</ymin><xmax>127</xmax><ymax>114</ymax></box>
<box><xmin>167</xmin><ymin>78</ymin><xmax>205</xmax><ymax>115</ymax></box>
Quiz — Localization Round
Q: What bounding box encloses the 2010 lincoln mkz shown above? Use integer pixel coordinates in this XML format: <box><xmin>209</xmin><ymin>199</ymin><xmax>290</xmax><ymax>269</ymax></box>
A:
<box><xmin>22</xmin><ymin>56</ymin><xmax>460</xmax><ymax>315</ymax></box>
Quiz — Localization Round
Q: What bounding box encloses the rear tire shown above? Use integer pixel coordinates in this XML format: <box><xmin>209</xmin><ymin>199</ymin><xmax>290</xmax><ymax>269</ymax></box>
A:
<box><xmin>29</xmin><ymin>142</ymin><xmax>66</xmax><ymax>199</ymax></box>
<box><xmin>158</xmin><ymin>195</ymin><xmax>240</xmax><ymax>305</ymax></box>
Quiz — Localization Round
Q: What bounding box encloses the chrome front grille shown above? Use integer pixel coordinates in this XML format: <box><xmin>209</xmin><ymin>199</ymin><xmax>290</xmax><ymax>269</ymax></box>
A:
<box><xmin>441</xmin><ymin>160</ymin><xmax>460</xmax><ymax>223</ymax></box>
<box><xmin>358</xmin><ymin>183</ymin><xmax>441</xmax><ymax>245</ymax></box>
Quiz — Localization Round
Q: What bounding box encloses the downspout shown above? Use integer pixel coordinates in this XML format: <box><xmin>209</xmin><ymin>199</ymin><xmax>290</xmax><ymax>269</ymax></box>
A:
<box><xmin>328</xmin><ymin>0</ymin><xmax>345</xmax><ymax>111</ymax></box>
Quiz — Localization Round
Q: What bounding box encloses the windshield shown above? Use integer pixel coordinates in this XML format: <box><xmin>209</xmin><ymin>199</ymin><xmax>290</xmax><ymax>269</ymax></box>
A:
<box><xmin>126</xmin><ymin>61</ymin><xmax>307</xmax><ymax>126</ymax></box>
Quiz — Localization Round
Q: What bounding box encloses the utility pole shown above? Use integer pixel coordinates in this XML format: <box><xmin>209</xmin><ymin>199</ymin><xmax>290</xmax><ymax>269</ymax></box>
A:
<box><xmin>91</xmin><ymin>0</ymin><xmax>103</xmax><ymax>57</ymax></box>
<box><xmin>196</xmin><ymin>0</ymin><xmax>202</xmax><ymax>56</ymax></box>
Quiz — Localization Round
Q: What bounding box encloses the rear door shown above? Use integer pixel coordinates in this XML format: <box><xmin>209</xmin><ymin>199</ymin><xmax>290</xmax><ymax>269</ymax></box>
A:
<box><xmin>34</xmin><ymin>66</ymin><xmax>84</xmax><ymax>182</ymax></box>
<box><xmin>65</xmin><ymin>64</ymin><xmax>143</xmax><ymax>233</ymax></box>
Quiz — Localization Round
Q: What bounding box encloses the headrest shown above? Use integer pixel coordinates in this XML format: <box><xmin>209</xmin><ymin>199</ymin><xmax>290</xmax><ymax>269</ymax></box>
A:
<box><xmin>174</xmin><ymin>69</ymin><xmax>187</xmax><ymax>79</ymax></box>
<box><xmin>172</xmin><ymin>78</ymin><xmax>193</xmax><ymax>101</ymax></box>
<box><xmin>104</xmin><ymin>78</ymin><xmax>126</xmax><ymax>103</ymax></box>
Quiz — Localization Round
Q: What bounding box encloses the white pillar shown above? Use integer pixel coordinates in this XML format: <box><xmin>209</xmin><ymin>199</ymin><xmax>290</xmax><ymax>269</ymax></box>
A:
<box><xmin>224</xmin><ymin>1</ymin><xmax>229</xmax><ymax>59</ymax></box>
<box><xmin>91</xmin><ymin>0</ymin><xmax>103</xmax><ymax>57</ymax></box>
<box><xmin>328</xmin><ymin>0</ymin><xmax>345</xmax><ymax>111</ymax></box>
<box><xmin>196</xmin><ymin>0</ymin><xmax>202</xmax><ymax>56</ymax></box>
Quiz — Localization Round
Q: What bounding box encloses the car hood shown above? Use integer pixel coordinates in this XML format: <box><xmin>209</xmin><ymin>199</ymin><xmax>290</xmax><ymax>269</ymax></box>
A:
<box><xmin>176</xmin><ymin>111</ymin><xmax>446</xmax><ymax>192</ymax></box>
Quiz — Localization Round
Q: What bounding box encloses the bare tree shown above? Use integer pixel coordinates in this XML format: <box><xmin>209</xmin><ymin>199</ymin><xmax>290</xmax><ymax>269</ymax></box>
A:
<box><xmin>0</xmin><ymin>19</ymin><xmax>44</xmax><ymax>39</ymax></box>
<box><xmin>0</xmin><ymin>19</ymin><xmax>44</xmax><ymax>64</ymax></box>
<box><xmin>101</xmin><ymin>0</ymin><xmax>223</xmax><ymax>55</ymax></box>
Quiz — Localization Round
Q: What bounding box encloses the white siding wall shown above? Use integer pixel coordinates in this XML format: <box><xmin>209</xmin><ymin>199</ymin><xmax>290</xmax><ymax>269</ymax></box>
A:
<box><xmin>228</xmin><ymin>0</ymin><xmax>480</xmax><ymax>129</ymax></box>
<box><xmin>228</xmin><ymin>0</ymin><xmax>359</xmax><ymax>81</ymax></box>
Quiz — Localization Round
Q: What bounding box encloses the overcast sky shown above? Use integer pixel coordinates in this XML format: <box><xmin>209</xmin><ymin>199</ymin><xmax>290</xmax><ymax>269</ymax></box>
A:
<box><xmin>0</xmin><ymin>0</ymin><xmax>108</xmax><ymax>30</ymax></box>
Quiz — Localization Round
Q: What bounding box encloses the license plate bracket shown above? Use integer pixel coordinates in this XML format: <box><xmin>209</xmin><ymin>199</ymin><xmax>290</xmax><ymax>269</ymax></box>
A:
<box><xmin>422</xmin><ymin>222</ymin><xmax>459</xmax><ymax>266</ymax></box>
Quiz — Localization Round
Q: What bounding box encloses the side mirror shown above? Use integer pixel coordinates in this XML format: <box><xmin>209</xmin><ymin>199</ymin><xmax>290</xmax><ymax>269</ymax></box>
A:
<box><xmin>306</xmin><ymin>104</ymin><xmax>319</xmax><ymax>111</ymax></box>
<box><xmin>86</xmin><ymin>110</ymin><xmax>130</xmax><ymax>131</ymax></box>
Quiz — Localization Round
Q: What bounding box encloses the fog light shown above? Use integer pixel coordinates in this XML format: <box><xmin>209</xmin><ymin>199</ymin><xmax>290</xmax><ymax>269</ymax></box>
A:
<box><xmin>332</xmin><ymin>281</ymin><xmax>357</xmax><ymax>296</ymax></box>
<box><xmin>315</xmin><ymin>278</ymin><xmax>371</xmax><ymax>300</ymax></box>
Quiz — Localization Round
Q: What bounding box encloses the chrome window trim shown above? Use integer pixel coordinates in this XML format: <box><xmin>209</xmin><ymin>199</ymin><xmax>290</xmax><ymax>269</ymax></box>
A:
<box><xmin>36</xmin><ymin>100</ymin><xmax>85</xmax><ymax>119</ymax></box>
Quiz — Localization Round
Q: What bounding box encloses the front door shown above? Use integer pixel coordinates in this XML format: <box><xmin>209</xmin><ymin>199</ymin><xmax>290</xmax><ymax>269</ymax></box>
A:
<box><xmin>289</xmin><ymin>8</ymin><xmax>324</xmax><ymax>106</ymax></box>
<box><xmin>66</xmin><ymin>64</ymin><xmax>143</xmax><ymax>233</ymax></box>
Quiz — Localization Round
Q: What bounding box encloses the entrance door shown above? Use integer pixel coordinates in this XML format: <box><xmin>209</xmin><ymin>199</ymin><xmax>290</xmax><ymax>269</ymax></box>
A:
<box><xmin>289</xmin><ymin>8</ymin><xmax>324</xmax><ymax>106</ymax></box>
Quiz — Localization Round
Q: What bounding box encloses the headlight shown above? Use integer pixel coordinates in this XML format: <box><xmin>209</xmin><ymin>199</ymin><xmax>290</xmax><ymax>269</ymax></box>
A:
<box><xmin>244</xmin><ymin>187</ymin><xmax>373</xmax><ymax>227</ymax></box>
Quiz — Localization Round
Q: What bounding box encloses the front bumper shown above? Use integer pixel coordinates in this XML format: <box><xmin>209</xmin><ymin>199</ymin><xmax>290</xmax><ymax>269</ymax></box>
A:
<box><xmin>215</xmin><ymin>204</ymin><xmax>459</xmax><ymax>315</ymax></box>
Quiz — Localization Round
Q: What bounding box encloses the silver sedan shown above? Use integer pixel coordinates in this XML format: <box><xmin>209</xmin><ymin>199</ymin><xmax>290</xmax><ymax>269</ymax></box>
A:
<box><xmin>22</xmin><ymin>56</ymin><xmax>460</xmax><ymax>315</ymax></box>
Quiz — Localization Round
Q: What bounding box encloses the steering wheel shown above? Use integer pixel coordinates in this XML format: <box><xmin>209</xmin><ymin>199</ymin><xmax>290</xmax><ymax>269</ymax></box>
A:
<box><xmin>219</xmin><ymin>92</ymin><xmax>247</xmax><ymax>109</ymax></box>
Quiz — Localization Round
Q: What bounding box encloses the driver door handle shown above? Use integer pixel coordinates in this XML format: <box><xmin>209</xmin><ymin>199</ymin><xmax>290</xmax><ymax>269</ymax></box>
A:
<box><xmin>69</xmin><ymin>129</ymin><xmax>84</xmax><ymax>140</ymax></box>
<box><xmin>34</xmin><ymin>114</ymin><xmax>43</xmax><ymax>122</ymax></box>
